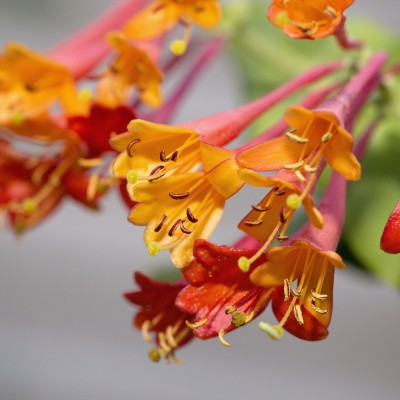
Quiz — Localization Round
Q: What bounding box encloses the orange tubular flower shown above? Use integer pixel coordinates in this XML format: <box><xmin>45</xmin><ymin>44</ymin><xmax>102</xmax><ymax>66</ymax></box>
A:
<box><xmin>237</xmin><ymin>53</ymin><xmax>388</xmax><ymax>183</ymax></box>
<box><xmin>96</xmin><ymin>33</ymin><xmax>163</xmax><ymax>108</ymax></box>
<box><xmin>176</xmin><ymin>238</ymin><xmax>272</xmax><ymax>347</ymax></box>
<box><xmin>268</xmin><ymin>0</ymin><xmax>354</xmax><ymax>40</ymax></box>
<box><xmin>123</xmin><ymin>0</ymin><xmax>221</xmax><ymax>53</ymax></box>
<box><xmin>127</xmin><ymin>143</ymin><xmax>243</xmax><ymax>268</ymax></box>
<box><xmin>124</xmin><ymin>272</ymin><xmax>194</xmax><ymax>364</ymax></box>
<box><xmin>0</xmin><ymin>42</ymin><xmax>83</xmax><ymax>123</ymax></box>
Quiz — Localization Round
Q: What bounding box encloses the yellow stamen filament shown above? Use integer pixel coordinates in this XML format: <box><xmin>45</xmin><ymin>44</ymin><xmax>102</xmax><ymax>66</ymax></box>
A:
<box><xmin>185</xmin><ymin>318</ymin><xmax>207</xmax><ymax>330</ymax></box>
<box><xmin>218</xmin><ymin>329</ymin><xmax>231</xmax><ymax>347</ymax></box>
<box><xmin>77</xmin><ymin>157</ymin><xmax>102</xmax><ymax>168</ymax></box>
<box><xmin>87</xmin><ymin>174</ymin><xmax>99</xmax><ymax>202</ymax></box>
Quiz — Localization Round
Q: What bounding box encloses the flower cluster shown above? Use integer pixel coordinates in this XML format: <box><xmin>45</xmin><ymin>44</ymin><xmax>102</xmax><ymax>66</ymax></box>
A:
<box><xmin>2</xmin><ymin>0</ymin><xmax>399</xmax><ymax>364</ymax></box>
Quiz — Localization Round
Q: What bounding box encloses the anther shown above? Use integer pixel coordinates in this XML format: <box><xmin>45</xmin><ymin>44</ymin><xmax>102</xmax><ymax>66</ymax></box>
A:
<box><xmin>274</xmin><ymin>188</ymin><xmax>286</xmax><ymax>196</ymax></box>
<box><xmin>277</xmin><ymin>236</ymin><xmax>289</xmax><ymax>242</ymax></box>
<box><xmin>284</xmin><ymin>160</ymin><xmax>304</xmax><ymax>170</ymax></box>
<box><xmin>179</xmin><ymin>220</ymin><xmax>191</xmax><ymax>235</ymax></box>
<box><xmin>127</xmin><ymin>139</ymin><xmax>140</xmax><ymax>157</ymax></box>
<box><xmin>169</xmin><ymin>191</ymin><xmax>190</xmax><ymax>200</ymax></box>
<box><xmin>295</xmin><ymin>170</ymin><xmax>306</xmax><ymax>182</ymax></box>
<box><xmin>168</xmin><ymin>219</ymin><xmax>182</xmax><ymax>236</ymax></box>
<box><xmin>141</xmin><ymin>320</ymin><xmax>152</xmax><ymax>342</ymax></box>
<box><xmin>324</xmin><ymin>6</ymin><xmax>337</xmax><ymax>18</ymax></box>
<box><xmin>171</xmin><ymin>151</ymin><xmax>178</xmax><ymax>162</ymax></box>
<box><xmin>186</xmin><ymin>208</ymin><xmax>198</xmax><ymax>223</ymax></box>
<box><xmin>244</xmin><ymin>220</ymin><xmax>262</xmax><ymax>227</ymax></box>
<box><xmin>311</xmin><ymin>289</ymin><xmax>328</xmax><ymax>301</ymax></box>
<box><xmin>259</xmin><ymin>322</ymin><xmax>284</xmax><ymax>340</ymax></box>
<box><xmin>291</xmin><ymin>288</ymin><xmax>303</xmax><ymax>298</ymax></box>
<box><xmin>293</xmin><ymin>304</ymin><xmax>304</xmax><ymax>325</ymax></box>
<box><xmin>304</xmin><ymin>164</ymin><xmax>318</xmax><ymax>173</ymax></box>
<box><xmin>279</xmin><ymin>208</ymin><xmax>287</xmax><ymax>223</ymax></box>
<box><xmin>285</xmin><ymin>131</ymin><xmax>309</xmax><ymax>144</ymax></box>
<box><xmin>160</xmin><ymin>150</ymin><xmax>168</xmax><ymax>162</ymax></box>
<box><xmin>225</xmin><ymin>305</ymin><xmax>237</xmax><ymax>315</ymax></box>
<box><xmin>322</xmin><ymin>132</ymin><xmax>333</xmax><ymax>143</ymax></box>
<box><xmin>252</xmin><ymin>204</ymin><xmax>272</xmax><ymax>212</ymax></box>
<box><xmin>185</xmin><ymin>318</ymin><xmax>207</xmax><ymax>329</ymax></box>
<box><xmin>149</xmin><ymin>165</ymin><xmax>165</xmax><ymax>179</ymax></box>
<box><xmin>218</xmin><ymin>329</ymin><xmax>231</xmax><ymax>347</ymax></box>
<box><xmin>154</xmin><ymin>214</ymin><xmax>167</xmax><ymax>232</ymax></box>
<box><xmin>311</xmin><ymin>299</ymin><xmax>328</xmax><ymax>314</ymax></box>
<box><xmin>284</xmin><ymin>278</ymin><xmax>291</xmax><ymax>302</ymax></box>
<box><xmin>148</xmin><ymin>348</ymin><xmax>161</xmax><ymax>363</ymax></box>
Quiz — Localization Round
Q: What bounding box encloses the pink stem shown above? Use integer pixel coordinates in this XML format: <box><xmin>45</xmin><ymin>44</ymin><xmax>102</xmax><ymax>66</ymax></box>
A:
<box><xmin>179</xmin><ymin>60</ymin><xmax>345</xmax><ymax>146</ymax></box>
<box><xmin>334</xmin><ymin>17</ymin><xmax>364</xmax><ymax>50</ymax></box>
<box><xmin>144</xmin><ymin>37</ymin><xmax>225</xmax><ymax>124</ymax></box>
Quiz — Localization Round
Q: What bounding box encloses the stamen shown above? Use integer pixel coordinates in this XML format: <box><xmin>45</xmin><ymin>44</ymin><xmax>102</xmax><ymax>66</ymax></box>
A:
<box><xmin>252</xmin><ymin>204</ymin><xmax>271</xmax><ymax>212</ymax></box>
<box><xmin>259</xmin><ymin>322</ymin><xmax>284</xmax><ymax>340</ymax></box>
<box><xmin>277</xmin><ymin>235</ymin><xmax>289</xmax><ymax>242</ymax></box>
<box><xmin>185</xmin><ymin>318</ymin><xmax>207</xmax><ymax>329</ymax></box>
<box><xmin>285</xmin><ymin>131</ymin><xmax>309</xmax><ymax>144</ymax></box>
<box><xmin>304</xmin><ymin>164</ymin><xmax>318</xmax><ymax>173</ymax></box>
<box><xmin>127</xmin><ymin>138</ymin><xmax>140</xmax><ymax>157</ymax></box>
<box><xmin>179</xmin><ymin>220</ymin><xmax>191</xmax><ymax>235</ymax></box>
<box><xmin>274</xmin><ymin>187</ymin><xmax>286</xmax><ymax>196</ymax></box>
<box><xmin>171</xmin><ymin>151</ymin><xmax>178</xmax><ymax>162</ymax></box>
<box><xmin>148</xmin><ymin>165</ymin><xmax>166</xmax><ymax>181</ymax></box>
<box><xmin>225</xmin><ymin>305</ymin><xmax>237</xmax><ymax>314</ymax></box>
<box><xmin>244</xmin><ymin>220</ymin><xmax>262</xmax><ymax>226</ymax></box>
<box><xmin>160</xmin><ymin>150</ymin><xmax>168</xmax><ymax>162</ymax></box>
<box><xmin>168</xmin><ymin>219</ymin><xmax>182</xmax><ymax>236</ymax></box>
<box><xmin>322</xmin><ymin>132</ymin><xmax>333</xmax><ymax>143</ymax></box>
<box><xmin>169</xmin><ymin>191</ymin><xmax>190</xmax><ymax>200</ymax></box>
<box><xmin>154</xmin><ymin>214</ymin><xmax>167</xmax><ymax>232</ymax></box>
<box><xmin>293</xmin><ymin>304</ymin><xmax>304</xmax><ymax>325</ymax></box>
<box><xmin>284</xmin><ymin>278</ymin><xmax>291</xmax><ymax>302</ymax></box>
<box><xmin>141</xmin><ymin>320</ymin><xmax>152</xmax><ymax>342</ymax></box>
<box><xmin>324</xmin><ymin>6</ymin><xmax>337</xmax><ymax>18</ymax></box>
<box><xmin>311</xmin><ymin>299</ymin><xmax>328</xmax><ymax>314</ymax></box>
<box><xmin>166</xmin><ymin>326</ymin><xmax>178</xmax><ymax>348</ymax></box>
<box><xmin>291</xmin><ymin>288</ymin><xmax>303</xmax><ymax>298</ymax></box>
<box><xmin>294</xmin><ymin>169</ymin><xmax>306</xmax><ymax>182</ymax></box>
<box><xmin>218</xmin><ymin>329</ymin><xmax>231</xmax><ymax>347</ymax></box>
<box><xmin>186</xmin><ymin>208</ymin><xmax>198</xmax><ymax>223</ymax></box>
<box><xmin>158</xmin><ymin>332</ymin><xmax>172</xmax><ymax>353</ymax></box>
<box><xmin>77</xmin><ymin>158</ymin><xmax>102</xmax><ymax>168</ymax></box>
<box><xmin>284</xmin><ymin>160</ymin><xmax>304</xmax><ymax>170</ymax></box>
<box><xmin>311</xmin><ymin>289</ymin><xmax>328</xmax><ymax>301</ymax></box>
<box><xmin>279</xmin><ymin>208</ymin><xmax>287</xmax><ymax>223</ymax></box>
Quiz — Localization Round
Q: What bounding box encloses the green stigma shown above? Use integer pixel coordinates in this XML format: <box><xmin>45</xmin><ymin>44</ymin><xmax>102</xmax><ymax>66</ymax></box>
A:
<box><xmin>170</xmin><ymin>40</ymin><xmax>187</xmax><ymax>56</ymax></box>
<box><xmin>231</xmin><ymin>311</ymin><xmax>247</xmax><ymax>327</ymax></box>
<box><xmin>148</xmin><ymin>348</ymin><xmax>161</xmax><ymax>363</ymax></box>
<box><xmin>286</xmin><ymin>193</ymin><xmax>301</xmax><ymax>209</ymax></box>
<box><xmin>258</xmin><ymin>322</ymin><xmax>284</xmax><ymax>341</ymax></box>
<box><xmin>238</xmin><ymin>256</ymin><xmax>250</xmax><ymax>273</ymax></box>
<box><xmin>147</xmin><ymin>243</ymin><xmax>159</xmax><ymax>257</ymax></box>
<box><xmin>127</xmin><ymin>170</ymin><xmax>139</xmax><ymax>185</ymax></box>
<box><xmin>22</xmin><ymin>199</ymin><xmax>37</xmax><ymax>214</ymax></box>
<box><xmin>78</xmin><ymin>88</ymin><xmax>92</xmax><ymax>101</ymax></box>
<box><xmin>11</xmin><ymin>111</ymin><xmax>24</xmax><ymax>125</ymax></box>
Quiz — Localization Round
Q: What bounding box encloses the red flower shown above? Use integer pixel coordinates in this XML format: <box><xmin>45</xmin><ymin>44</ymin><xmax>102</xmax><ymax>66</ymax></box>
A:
<box><xmin>176</xmin><ymin>238</ymin><xmax>272</xmax><ymax>346</ymax></box>
<box><xmin>381</xmin><ymin>200</ymin><xmax>400</xmax><ymax>254</ymax></box>
<box><xmin>124</xmin><ymin>272</ymin><xmax>194</xmax><ymax>363</ymax></box>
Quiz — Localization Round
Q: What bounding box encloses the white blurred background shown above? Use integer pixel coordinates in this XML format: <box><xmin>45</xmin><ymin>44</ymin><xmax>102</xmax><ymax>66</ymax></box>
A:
<box><xmin>1</xmin><ymin>1</ymin><xmax>400</xmax><ymax>399</ymax></box>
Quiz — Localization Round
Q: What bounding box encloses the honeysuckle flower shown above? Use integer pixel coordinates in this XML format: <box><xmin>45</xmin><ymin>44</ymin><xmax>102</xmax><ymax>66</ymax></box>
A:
<box><xmin>127</xmin><ymin>143</ymin><xmax>244</xmax><ymax>267</ymax></box>
<box><xmin>268</xmin><ymin>0</ymin><xmax>354</xmax><ymax>41</ymax></box>
<box><xmin>0</xmin><ymin>117</ymin><xmax>110</xmax><ymax>233</ymax></box>
<box><xmin>176</xmin><ymin>238</ymin><xmax>272</xmax><ymax>346</ymax></box>
<box><xmin>95</xmin><ymin>33</ymin><xmax>163</xmax><ymax>108</ymax></box>
<box><xmin>124</xmin><ymin>272</ymin><xmax>194</xmax><ymax>364</ymax></box>
<box><xmin>252</xmin><ymin>124</ymin><xmax>373</xmax><ymax>341</ymax></box>
<box><xmin>0</xmin><ymin>42</ymin><xmax>84</xmax><ymax>123</ymax></box>
<box><xmin>237</xmin><ymin>166</ymin><xmax>324</xmax><ymax>260</ymax></box>
<box><xmin>237</xmin><ymin>53</ymin><xmax>388</xmax><ymax>182</ymax></box>
<box><xmin>123</xmin><ymin>0</ymin><xmax>221</xmax><ymax>54</ymax></box>
<box><xmin>381</xmin><ymin>200</ymin><xmax>400</xmax><ymax>254</ymax></box>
